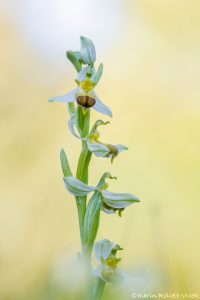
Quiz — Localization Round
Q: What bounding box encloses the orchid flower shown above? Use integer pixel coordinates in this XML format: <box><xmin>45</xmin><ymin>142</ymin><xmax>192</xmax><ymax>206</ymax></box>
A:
<box><xmin>87</xmin><ymin>131</ymin><xmax>128</xmax><ymax>163</ymax></box>
<box><xmin>63</xmin><ymin>173</ymin><xmax>140</xmax><ymax>216</ymax></box>
<box><xmin>49</xmin><ymin>65</ymin><xmax>112</xmax><ymax>117</ymax></box>
<box><xmin>94</xmin><ymin>239</ymin><xmax>123</xmax><ymax>283</ymax></box>
<box><xmin>68</xmin><ymin>116</ymin><xmax>128</xmax><ymax>162</ymax></box>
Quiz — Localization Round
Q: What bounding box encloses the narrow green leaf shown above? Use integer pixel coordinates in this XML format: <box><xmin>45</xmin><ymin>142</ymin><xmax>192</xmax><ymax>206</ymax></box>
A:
<box><xmin>66</xmin><ymin>50</ymin><xmax>82</xmax><ymax>72</ymax></box>
<box><xmin>83</xmin><ymin>191</ymin><xmax>101</xmax><ymax>253</ymax></box>
<box><xmin>60</xmin><ymin>149</ymin><xmax>72</xmax><ymax>177</ymax></box>
<box><xmin>76</xmin><ymin>144</ymin><xmax>92</xmax><ymax>183</ymax></box>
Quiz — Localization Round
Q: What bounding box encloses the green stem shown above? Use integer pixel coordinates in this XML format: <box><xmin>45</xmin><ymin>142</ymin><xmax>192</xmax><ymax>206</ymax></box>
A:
<box><xmin>75</xmin><ymin>108</ymin><xmax>92</xmax><ymax>251</ymax></box>
<box><xmin>94</xmin><ymin>278</ymin><xmax>106</xmax><ymax>300</ymax></box>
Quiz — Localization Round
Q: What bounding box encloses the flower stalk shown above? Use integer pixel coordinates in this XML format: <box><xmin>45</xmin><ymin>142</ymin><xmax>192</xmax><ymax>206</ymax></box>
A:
<box><xmin>49</xmin><ymin>36</ymin><xmax>140</xmax><ymax>299</ymax></box>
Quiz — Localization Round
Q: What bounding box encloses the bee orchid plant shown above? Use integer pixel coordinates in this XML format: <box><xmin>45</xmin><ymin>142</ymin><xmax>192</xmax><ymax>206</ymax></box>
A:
<box><xmin>49</xmin><ymin>36</ymin><xmax>140</xmax><ymax>300</ymax></box>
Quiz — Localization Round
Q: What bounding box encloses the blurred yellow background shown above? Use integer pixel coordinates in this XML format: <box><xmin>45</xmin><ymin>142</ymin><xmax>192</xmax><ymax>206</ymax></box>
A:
<box><xmin>1</xmin><ymin>0</ymin><xmax>200</xmax><ymax>299</ymax></box>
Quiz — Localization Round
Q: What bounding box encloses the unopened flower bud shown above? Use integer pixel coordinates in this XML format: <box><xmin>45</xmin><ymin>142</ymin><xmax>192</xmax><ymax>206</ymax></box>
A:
<box><xmin>80</xmin><ymin>36</ymin><xmax>96</xmax><ymax>65</ymax></box>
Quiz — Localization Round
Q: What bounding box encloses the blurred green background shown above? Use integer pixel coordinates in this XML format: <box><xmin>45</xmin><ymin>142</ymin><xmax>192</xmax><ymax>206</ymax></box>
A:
<box><xmin>1</xmin><ymin>0</ymin><xmax>200</xmax><ymax>299</ymax></box>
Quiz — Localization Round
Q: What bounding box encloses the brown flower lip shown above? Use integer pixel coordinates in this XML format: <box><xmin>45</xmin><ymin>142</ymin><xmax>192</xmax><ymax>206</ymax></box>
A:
<box><xmin>76</xmin><ymin>95</ymin><xmax>96</xmax><ymax>108</ymax></box>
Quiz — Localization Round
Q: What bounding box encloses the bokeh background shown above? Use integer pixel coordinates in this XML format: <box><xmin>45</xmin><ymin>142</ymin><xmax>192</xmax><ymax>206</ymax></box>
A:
<box><xmin>1</xmin><ymin>0</ymin><xmax>200</xmax><ymax>299</ymax></box>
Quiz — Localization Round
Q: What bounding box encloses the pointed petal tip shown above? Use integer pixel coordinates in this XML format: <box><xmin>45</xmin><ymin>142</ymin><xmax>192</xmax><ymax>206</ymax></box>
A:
<box><xmin>60</xmin><ymin>148</ymin><xmax>65</xmax><ymax>155</ymax></box>
<box><xmin>93</xmin><ymin>93</ymin><xmax>113</xmax><ymax>117</ymax></box>
<box><xmin>104</xmin><ymin>108</ymin><xmax>112</xmax><ymax>118</ymax></box>
<box><xmin>115</xmin><ymin>144</ymin><xmax>128</xmax><ymax>153</ymax></box>
<box><xmin>133</xmin><ymin>196</ymin><xmax>140</xmax><ymax>202</ymax></box>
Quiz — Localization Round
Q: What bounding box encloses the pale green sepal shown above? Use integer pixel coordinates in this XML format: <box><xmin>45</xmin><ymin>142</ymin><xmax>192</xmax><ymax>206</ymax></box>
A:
<box><xmin>80</xmin><ymin>36</ymin><xmax>96</xmax><ymax>65</ymax></box>
<box><xmin>49</xmin><ymin>88</ymin><xmax>78</xmax><ymax>103</ymax></box>
<box><xmin>94</xmin><ymin>239</ymin><xmax>115</xmax><ymax>261</ymax></box>
<box><xmin>87</xmin><ymin>141</ymin><xmax>110</xmax><ymax>157</ymax></box>
<box><xmin>68</xmin><ymin>113</ymin><xmax>81</xmax><ymax>139</ymax></box>
<box><xmin>63</xmin><ymin>176</ymin><xmax>95</xmax><ymax>196</ymax></box>
<box><xmin>93</xmin><ymin>63</ymin><xmax>103</xmax><ymax>85</ymax></box>
<box><xmin>115</xmin><ymin>144</ymin><xmax>128</xmax><ymax>153</ymax></box>
<box><xmin>101</xmin><ymin>190</ymin><xmax>140</xmax><ymax>209</ymax></box>
<box><xmin>83</xmin><ymin>191</ymin><xmax>101</xmax><ymax>252</ymax></box>
<box><xmin>66</xmin><ymin>51</ymin><xmax>82</xmax><ymax>72</ymax></box>
<box><xmin>93</xmin><ymin>92</ymin><xmax>112</xmax><ymax>117</ymax></box>
<box><xmin>60</xmin><ymin>149</ymin><xmax>73</xmax><ymax>177</ymax></box>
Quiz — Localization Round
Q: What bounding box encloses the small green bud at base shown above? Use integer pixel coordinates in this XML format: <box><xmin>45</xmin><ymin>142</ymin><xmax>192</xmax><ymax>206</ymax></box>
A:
<box><xmin>76</xmin><ymin>95</ymin><xmax>96</xmax><ymax>108</ymax></box>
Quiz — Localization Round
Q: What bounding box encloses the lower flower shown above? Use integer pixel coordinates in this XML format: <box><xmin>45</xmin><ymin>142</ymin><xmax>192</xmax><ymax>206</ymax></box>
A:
<box><xmin>94</xmin><ymin>239</ymin><xmax>124</xmax><ymax>283</ymax></box>
<box><xmin>63</xmin><ymin>174</ymin><xmax>140</xmax><ymax>215</ymax></box>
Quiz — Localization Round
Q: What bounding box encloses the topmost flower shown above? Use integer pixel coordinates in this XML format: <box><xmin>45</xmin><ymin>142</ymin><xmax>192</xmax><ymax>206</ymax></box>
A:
<box><xmin>49</xmin><ymin>36</ymin><xmax>112</xmax><ymax>117</ymax></box>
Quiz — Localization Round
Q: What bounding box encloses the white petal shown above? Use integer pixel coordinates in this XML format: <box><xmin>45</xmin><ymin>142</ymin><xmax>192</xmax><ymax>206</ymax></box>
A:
<box><xmin>93</xmin><ymin>93</ymin><xmax>112</xmax><ymax>117</ymax></box>
<box><xmin>63</xmin><ymin>176</ymin><xmax>95</xmax><ymax>197</ymax></box>
<box><xmin>94</xmin><ymin>239</ymin><xmax>115</xmax><ymax>261</ymax></box>
<box><xmin>49</xmin><ymin>88</ymin><xmax>79</xmax><ymax>103</ymax></box>
<box><xmin>115</xmin><ymin>144</ymin><xmax>128</xmax><ymax>153</ymax></box>
<box><xmin>87</xmin><ymin>141</ymin><xmax>109</xmax><ymax>157</ymax></box>
<box><xmin>101</xmin><ymin>190</ymin><xmax>140</xmax><ymax>209</ymax></box>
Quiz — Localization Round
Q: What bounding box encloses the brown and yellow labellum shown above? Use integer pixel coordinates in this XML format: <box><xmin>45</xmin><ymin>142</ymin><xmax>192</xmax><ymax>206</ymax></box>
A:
<box><xmin>76</xmin><ymin>95</ymin><xmax>96</xmax><ymax>108</ymax></box>
<box><xmin>106</xmin><ymin>256</ymin><xmax>121</xmax><ymax>268</ymax></box>
<box><xmin>106</xmin><ymin>144</ymin><xmax>119</xmax><ymax>163</ymax></box>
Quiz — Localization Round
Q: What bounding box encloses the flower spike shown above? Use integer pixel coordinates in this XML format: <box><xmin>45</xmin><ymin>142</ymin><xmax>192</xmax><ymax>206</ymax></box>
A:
<box><xmin>49</xmin><ymin>36</ymin><xmax>141</xmax><ymax>299</ymax></box>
